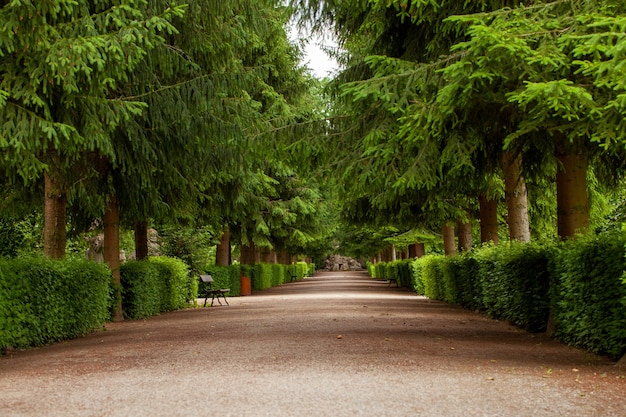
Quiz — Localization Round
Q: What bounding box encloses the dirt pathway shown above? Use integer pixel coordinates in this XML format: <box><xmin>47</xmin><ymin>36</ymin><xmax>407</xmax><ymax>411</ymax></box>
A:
<box><xmin>1</xmin><ymin>271</ymin><xmax>624</xmax><ymax>416</ymax></box>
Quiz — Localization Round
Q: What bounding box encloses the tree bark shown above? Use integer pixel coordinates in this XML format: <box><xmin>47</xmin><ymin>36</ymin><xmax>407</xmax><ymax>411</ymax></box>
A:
<box><xmin>503</xmin><ymin>151</ymin><xmax>531</xmax><ymax>242</ymax></box>
<box><xmin>443</xmin><ymin>224</ymin><xmax>456</xmax><ymax>256</ymax></box>
<box><xmin>479</xmin><ymin>194</ymin><xmax>499</xmax><ymax>244</ymax></box>
<box><xmin>134</xmin><ymin>220</ymin><xmax>149</xmax><ymax>260</ymax></box>
<box><xmin>390</xmin><ymin>244</ymin><xmax>397</xmax><ymax>261</ymax></box>
<box><xmin>104</xmin><ymin>194</ymin><xmax>123</xmax><ymax>322</ymax></box>
<box><xmin>414</xmin><ymin>243</ymin><xmax>426</xmax><ymax>258</ymax></box>
<box><xmin>240</xmin><ymin>240</ymin><xmax>257</xmax><ymax>265</ymax></box>
<box><xmin>457</xmin><ymin>217</ymin><xmax>473</xmax><ymax>252</ymax></box>
<box><xmin>277</xmin><ymin>248</ymin><xmax>290</xmax><ymax>264</ymax></box>
<box><xmin>260</xmin><ymin>246</ymin><xmax>276</xmax><ymax>264</ymax></box>
<box><xmin>215</xmin><ymin>228</ymin><xmax>231</xmax><ymax>266</ymax></box>
<box><xmin>556</xmin><ymin>153</ymin><xmax>590</xmax><ymax>239</ymax></box>
<box><xmin>43</xmin><ymin>172</ymin><xmax>67</xmax><ymax>259</ymax></box>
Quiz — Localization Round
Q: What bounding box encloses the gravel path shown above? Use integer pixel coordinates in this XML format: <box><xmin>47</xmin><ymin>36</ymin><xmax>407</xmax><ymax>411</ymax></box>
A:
<box><xmin>1</xmin><ymin>270</ymin><xmax>624</xmax><ymax>416</ymax></box>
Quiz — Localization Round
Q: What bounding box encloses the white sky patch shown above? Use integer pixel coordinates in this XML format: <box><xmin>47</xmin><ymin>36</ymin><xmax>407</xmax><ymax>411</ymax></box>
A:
<box><xmin>288</xmin><ymin>25</ymin><xmax>339</xmax><ymax>79</ymax></box>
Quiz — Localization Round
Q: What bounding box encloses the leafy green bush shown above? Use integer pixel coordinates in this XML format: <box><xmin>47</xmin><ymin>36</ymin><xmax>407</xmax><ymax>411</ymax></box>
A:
<box><xmin>272</xmin><ymin>264</ymin><xmax>285</xmax><ymax>287</ymax></box>
<box><xmin>410</xmin><ymin>259</ymin><xmax>425</xmax><ymax>295</ymax></box>
<box><xmin>205</xmin><ymin>265</ymin><xmax>241</xmax><ymax>296</ymax></box>
<box><xmin>150</xmin><ymin>256</ymin><xmax>193</xmax><ymax>310</ymax></box>
<box><xmin>476</xmin><ymin>242</ymin><xmax>551</xmax><ymax>332</ymax></box>
<box><xmin>551</xmin><ymin>232</ymin><xmax>626</xmax><ymax>359</ymax></box>
<box><xmin>418</xmin><ymin>255</ymin><xmax>445</xmax><ymax>301</ymax></box>
<box><xmin>367</xmin><ymin>262</ymin><xmax>377</xmax><ymax>278</ymax></box>
<box><xmin>0</xmin><ymin>257</ymin><xmax>110</xmax><ymax>350</ymax></box>
<box><xmin>120</xmin><ymin>261</ymin><xmax>163</xmax><ymax>319</ymax></box>
<box><xmin>121</xmin><ymin>256</ymin><xmax>193</xmax><ymax>319</ymax></box>
<box><xmin>252</xmin><ymin>264</ymin><xmax>274</xmax><ymax>290</ymax></box>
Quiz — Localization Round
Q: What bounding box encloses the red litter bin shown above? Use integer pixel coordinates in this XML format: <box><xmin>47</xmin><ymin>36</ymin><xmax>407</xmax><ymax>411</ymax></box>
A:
<box><xmin>240</xmin><ymin>273</ymin><xmax>251</xmax><ymax>296</ymax></box>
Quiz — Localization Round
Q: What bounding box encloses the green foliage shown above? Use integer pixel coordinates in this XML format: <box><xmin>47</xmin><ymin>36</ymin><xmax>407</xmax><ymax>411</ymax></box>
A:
<box><xmin>252</xmin><ymin>263</ymin><xmax>275</xmax><ymax>291</ymax></box>
<box><xmin>551</xmin><ymin>232</ymin><xmax>626</xmax><ymax>359</ymax></box>
<box><xmin>410</xmin><ymin>245</ymin><xmax>551</xmax><ymax>332</ymax></box>
<box><xmin>369</xmin><ymin>260</ymin><xmax>413</xmax><ymax>287</ymax></box>
<box><xmin>120</xmin><ymin>261</ymin><xmax>163</xmax><ymax>319</ymax></box>
<box><xmin>150</xmin><ymin>256</ymin><xmax>194</xmax><ymax>310</ymax></box>
<box><xmin>475</xmin><ymin>243</ymin><xmax>551</xmax><ymax>332</ymax></box>
<box><xmin>159</xmin><ymin>225</ymin><xmax>214</xmax><ymax>277</ymax></box>
<box><xmin>417</xmin><ymin>255</ymin><xmax>446</xmax><ymax>301</ymax></box>
<box><xmin>120</xmin><ymin>256</ymin><xmax>192</xmax><ymax>319</ymax></box>
<box><xmin>0</xmin><ymin>257</ymin><xmax>110</xmax><ymax>351</ymax></box>
<box><xmin>205</xmin><ymin>265</ymin><xmax>241</xmax><ymax>297</ymax></box>
<box><xmin>246</xmin><ymin>262</ymin><xmax>307</xmax><ymax>292</ymax></box>
<box><xmin>401</xmin><ymin>234</ymin><xmax>626</xmax><ymax>356</ymax></box>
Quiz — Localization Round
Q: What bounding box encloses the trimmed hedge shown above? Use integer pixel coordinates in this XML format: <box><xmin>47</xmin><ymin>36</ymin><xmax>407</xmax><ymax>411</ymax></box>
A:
<box><xmin>0</xmin><ymin>257</ymin><xmax>111</xmax><ymax>350</ymax></box>
<box><xmin>551</xmin><ymin>233</ymin><xmax>626</xmax><ymax>359</ymax></box>
<box><xmin>374</xmin><ymin>234</ymin><xmax>626</xmax><ymax>358</ymax></box>
<box><xmin>204</xmin><ymin>265</ymin><xmax>241</xmax><ymax>296</ymax></box>
<box><xmin>120</xmin><ymin>256</ymin><xmax>193</xmax><ymax>319</ymax></box>
<box><xmin>244</xmin><ymin>262</ymin><xmax>311</xmax><ymax>292</ymax></box>
<box><xmin>368</xmin><ymin>260</ymin><xmax>412</xmax><ymax>287</ymax></box>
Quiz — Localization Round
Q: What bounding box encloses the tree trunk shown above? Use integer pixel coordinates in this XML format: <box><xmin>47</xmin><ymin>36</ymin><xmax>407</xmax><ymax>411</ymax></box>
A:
<box><xmin>240</xmin><ymin>240</ymin><xmax>257</xmax><ymax>265</ymax></box>
<box><xmin>415</xmin><ymin>243</ymin><xmax>425</xmax><ymax>258</ymax></box>
<box><xmin>277</xmin><ymin>248</ymin><xmax>290</xmax><ymax>264</ymax></box>
<box><xmin>134</xmin><ymin>220</ymin><xmax>149</xmax><ymax>260</ymax></box>
<box><xmin>215</xmin><ymin>228</ymin><xmax>231</xmax><ymax>266</ymax></box>
<box><xmin>503</xmin><ymin>151</ymin><xmax>531</xmax><ymax>242</ymax></box>
<box><xmin>556</xmin><ymin>153</ymin><xmax>590</xmax><ymax>239</ymax></box>
<box><xmin>260</xmin><ymin>246</ymin><xmax>276</xmax><ymax>264</ymax></box>
<box><xmin>43</xmin><ymin>172</ymin><xmax>67</xmax><ymax>259</ymax></box>
<box><xmin>443</xmin><ymin>224</ymin><xmax>456</xmax><ymax>256</ymax></box>
<box><xmin>390</xmin><ymin>244</ymin><xmax>397</xmax><ymax>261</ymax></box>
<box><xmin>479</xmin><ymin>194</ymin><xmax>499</xmax><ymax>244</ymax></box>
<box><xmin>104</xmin><ymin>195</ymin><xmax>123</xmax><ymax>322</ymax></box>
<box><xmin>457</xmin><ymin>217</ymin><xmax>473</xmax><ymax>252</ymax></box>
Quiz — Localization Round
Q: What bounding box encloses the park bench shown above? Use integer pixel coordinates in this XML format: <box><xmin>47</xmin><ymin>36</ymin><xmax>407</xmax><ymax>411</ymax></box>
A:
<box><xmin>199</xmin><ymin>274</ymin><xmax>230</xmax><ymax>307</ymax></box>
<box><xmin>387</xmin><ymin>278</ymin><xmax>398</xmax><ymax>287</ymax></box>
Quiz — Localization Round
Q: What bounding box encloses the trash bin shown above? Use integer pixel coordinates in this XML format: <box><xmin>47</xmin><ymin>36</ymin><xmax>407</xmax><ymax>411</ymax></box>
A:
<box><xmin>240</xmin><ymin>273</ymin><xmax>251</xmax><ymax>296</ymax></box>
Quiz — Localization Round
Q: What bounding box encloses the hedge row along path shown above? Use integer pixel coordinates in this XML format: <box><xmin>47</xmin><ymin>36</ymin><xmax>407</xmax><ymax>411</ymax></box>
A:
<box><xmin>1</xmin><ymin>270</ymin><xmax>624</xmax><ymax>416</ymax></box>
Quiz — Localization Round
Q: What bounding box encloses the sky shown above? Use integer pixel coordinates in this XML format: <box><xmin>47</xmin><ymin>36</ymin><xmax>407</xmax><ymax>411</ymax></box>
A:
<box><xmin>302</xmin><ymin>33</ymin><xmax>339</xmax><ymax>78</ymax></box>
<box><xmin>289</xmin><ymin>26</ymin><xmax>339</xmax><ymax>78</ymax></box>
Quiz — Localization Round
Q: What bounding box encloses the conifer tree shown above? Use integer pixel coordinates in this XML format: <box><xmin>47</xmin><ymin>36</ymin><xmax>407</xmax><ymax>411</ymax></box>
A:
<box><xmin>0</xmin><ymin>1</ymin><xmax>184</xmax><ymax>258</ymax></box>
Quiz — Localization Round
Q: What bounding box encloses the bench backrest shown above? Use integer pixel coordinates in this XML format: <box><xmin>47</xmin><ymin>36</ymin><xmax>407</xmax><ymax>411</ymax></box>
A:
<box><xmin>200</xmin><ymin>274</ymin><xmax>213</xmax><ymax>282</ymax></box>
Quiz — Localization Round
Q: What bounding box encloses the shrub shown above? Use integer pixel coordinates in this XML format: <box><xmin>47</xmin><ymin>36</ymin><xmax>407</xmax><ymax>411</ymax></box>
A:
<box><xmin>120</xmin><ymin>261</ymin><xmax>163</xmax><ymax>319</ymax></box>
<box><xmin>252</xmin><ymin>264</ymin><xmax>274</xmax><ymax>290</ymax></box>
<box><xmin>205</xmin><ymin>265</ymin><xmax>241</xmax><ymax>296</ymax></box>
<box><xmin>551</xmin><ymin>232</ymin><xmax>626</xmax><ymax>359</ymax></box>
<box><xmin>0</xmin><ymin>257</ymin><xmax>110</xmax><ymax>350</ymax></box>
<box><xmin>475</xmin><ymin>242</ymin><xmax>551</xmax><ymax>332</ymax></box>
<box><xmin>120</xmin><ymin>256</ymin><xmax>193</xmax><ymax>319</ymax></box>
<box><xmin>150</xmin><ymin>256</ymin><xmax>193</xmax><ymax>310</ymax></box>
